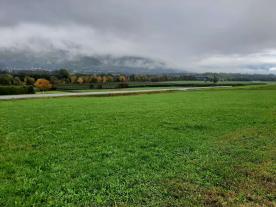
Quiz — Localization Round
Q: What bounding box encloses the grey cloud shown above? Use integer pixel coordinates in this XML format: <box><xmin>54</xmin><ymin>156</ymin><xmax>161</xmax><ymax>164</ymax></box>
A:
<box><xmin>0</xmin><ymin>0</ymin><xmax>276</xmax><ymax>73</ymax></box>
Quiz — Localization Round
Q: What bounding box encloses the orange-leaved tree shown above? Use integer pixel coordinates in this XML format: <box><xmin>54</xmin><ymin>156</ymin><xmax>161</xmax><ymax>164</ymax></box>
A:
<box><xmin>34</xmin><ymin>79</ymin><xmax>52</xmax><ymax>91</ymax></box>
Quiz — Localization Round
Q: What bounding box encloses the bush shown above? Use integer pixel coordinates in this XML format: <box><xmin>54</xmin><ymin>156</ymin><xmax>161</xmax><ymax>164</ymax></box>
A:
<box><xmin>117</xmin><ymin>83</ymin><xmax>129</xmax><ymax>88</ymax></box>
<box><xmin>96</xmin><ymin>84</ymin><xmax>103</xmax><ymax>89</ymax></box>
<box><xmin>0</xmin><ymin>85</ymin><xmax>35</xmax><ymax>95</ymax></box>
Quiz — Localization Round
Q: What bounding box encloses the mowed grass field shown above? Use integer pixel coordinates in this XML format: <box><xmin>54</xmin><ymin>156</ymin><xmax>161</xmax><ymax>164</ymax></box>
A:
<box><xmin>0</xmin><ymin>86</ymin><xmax>276</xmax><ymax>206</ymax></box>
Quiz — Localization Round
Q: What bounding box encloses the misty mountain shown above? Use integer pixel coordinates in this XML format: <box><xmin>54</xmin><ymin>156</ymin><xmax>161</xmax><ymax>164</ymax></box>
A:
<box><xmin>0</xmin><ymin>49</ymin><xmax>181</xmax><ymax>74</ymax></box>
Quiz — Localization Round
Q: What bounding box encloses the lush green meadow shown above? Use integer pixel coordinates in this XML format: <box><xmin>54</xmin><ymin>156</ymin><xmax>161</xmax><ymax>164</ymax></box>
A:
<box><xmin>36</xmin><ymin>87</ymin><xmax>179</xmax><ymax>94</ymax></box>
<box><xmin>0</xmin><ymin>86</ymin><xmax>275</xmax><ymax>206</ymax></box>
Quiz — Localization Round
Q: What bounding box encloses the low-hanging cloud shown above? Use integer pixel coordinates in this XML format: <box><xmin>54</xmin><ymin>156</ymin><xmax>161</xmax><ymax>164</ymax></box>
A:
<box><xmin>1</xmin><ymin>0</ymin><xmax>276</xmax><ymax>73</ymax></box>
<box><xmin>0</xmin><ymin>23</ymin><xmax>141</xmax><ymax>56</ymax></box>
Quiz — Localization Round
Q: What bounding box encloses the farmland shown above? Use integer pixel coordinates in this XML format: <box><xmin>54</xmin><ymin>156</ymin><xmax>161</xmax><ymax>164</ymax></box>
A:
<box><xmin>0</xmin><ymin>85</ymin><xmax>276</xmax><ymax>206</ymax></box>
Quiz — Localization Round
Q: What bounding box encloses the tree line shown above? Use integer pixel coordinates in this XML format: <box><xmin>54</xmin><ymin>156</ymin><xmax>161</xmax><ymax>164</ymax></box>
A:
<box><xmin>1</xmin><ymin>69</ymin><xmax>276</xmax><ymax>88</ymax></box>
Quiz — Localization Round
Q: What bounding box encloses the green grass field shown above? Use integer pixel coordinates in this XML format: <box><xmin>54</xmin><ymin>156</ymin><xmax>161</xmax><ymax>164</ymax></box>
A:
<box><xmin>0</xmin><ymin>85</ymin><xmax>275</xmax><ymax>206</ymax></box>
<box><xmin>37</xmin><ymin>82</ymin><xmax>268</xmax><ymax>94</ymax></box>
<box><xmin>46</xmin><ymin>81</ymin><xmax>268</xmax><ymax>94</ymax></box>
<box><xmin>36</xmin><ymin>87</ymin><xmax>179</xmax><ymax>95</ymax></box>
<box><xmin>62</xmin><ymin>87</ymin><xmax>179</xmax><ymax>93</ymax></box>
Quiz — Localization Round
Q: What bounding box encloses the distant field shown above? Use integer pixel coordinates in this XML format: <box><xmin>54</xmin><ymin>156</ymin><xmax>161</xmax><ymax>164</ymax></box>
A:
<box><xmin>38</xmin><ymin>81</ymin><xmax>271</xmax><ymax>94</ymax></box>
<box><xmin>0</xmin><ymin>85</ymin><xmax>275</xmax><ymax>206</ymax></box>
<box><xmin>157</xmin><ymin>80</ymin><xmax>267</xmax><ymax>84</ymax></box>
<box><xmin>36</xmin><ymin>90</ymin><xmax>71</xmax><ymax>94</ymax></box>
<box><xmin>36</xmin><ymin>87</ymin><xmax>179</xmax><ymax>94</ymax></box>
<box><xmin>55</xmin><ymin>80</ymin><xmax>268</xmax><ymax>89</ymax></box>
<box><xmin>59</xmin><ymin>87</ymin><xmax>182</xmax><ymax>93</ymax></box>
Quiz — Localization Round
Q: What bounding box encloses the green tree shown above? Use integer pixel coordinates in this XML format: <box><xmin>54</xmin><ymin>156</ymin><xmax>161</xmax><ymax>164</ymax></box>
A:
<box><xmin>56</xmin><ymin>69</ymin><xmax>70</xmax><ymax>80</ymax></box>
<box><xmin>24</xmin><ymin>76</ymin><xmax>35</xmax><ymax>85</ymax></box>
<box><xmin>0</xmin><ymin>74</ymin><xmax>13</xmax><ymax>85</ymax></box>
<box><xmin>213</xmin><ymin>74</ymin><xmax>219</xmax><ymax>83</ymax></box>
<box><xmin>13</xmin><ymin>77</ymin><xmax>22</xmax><ymax>85</ymax></box>
<box><xmin>49</xmin><ymin>76</ymin><xmax>60</xmax><ymax>85</ymax></box>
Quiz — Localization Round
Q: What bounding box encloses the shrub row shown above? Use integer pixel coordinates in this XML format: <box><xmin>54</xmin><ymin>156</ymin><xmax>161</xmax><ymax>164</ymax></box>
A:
<box><xmin>90</xmin><ymin>83</ymin><xmax>129</xmax><ymax>89</ymax></box>
<box><xmin>56</xmin><ymin>83</ymin><xmax>129</xmax><ymax>90</ymax></box>
<box><xmin>0</xmin><ymin>85</ymin><xmax>35</xmax><ymax>95</ymax></box>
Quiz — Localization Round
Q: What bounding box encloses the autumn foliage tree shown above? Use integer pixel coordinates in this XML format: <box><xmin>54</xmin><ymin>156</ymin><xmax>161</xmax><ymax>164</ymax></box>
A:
<box><xmin>96</xmin><ymin>76</ymin><xmax>103</xmax><ymax>83</ymax></box>
<box><xmin>34</xmin><ymin>79</ymin><xmax>52</xmax><ymax>91</ymax></box>
<box><xmin>106</xmin><ymin>76</ymin><xmax>114</xmax><ymax>82</ymax></box>
<box><xmin>118</xmin><ymin>75</ymin><xmax>127</xmax><ymax>82</ymax></box>
<box><xmin>76</xmin><ymin>77</ymin><xmax>84</xmax><ymax>84</ymax></box>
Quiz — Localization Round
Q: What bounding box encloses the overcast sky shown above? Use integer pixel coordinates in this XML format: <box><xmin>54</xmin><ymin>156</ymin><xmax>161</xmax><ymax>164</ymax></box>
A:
<box><xmin>1</xmin><ymin>0</ymin><xmax>276</xmax><ymax>73</ymax></box>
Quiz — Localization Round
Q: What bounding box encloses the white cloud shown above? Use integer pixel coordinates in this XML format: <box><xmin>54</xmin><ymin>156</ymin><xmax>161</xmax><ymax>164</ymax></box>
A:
<box><xmin>193</xmin><ymin>50</ymin><xmax>276</xmax><ymax>73</ymax></box>
<box><xmin>0</xmin><ymin>23</ymin><xmax>141</xmax><ymax>57</ymax></box>
<box><xmin>269</xmin><ymin>67</ymin><xmax>276</xmax><ymax>72</ymax></box>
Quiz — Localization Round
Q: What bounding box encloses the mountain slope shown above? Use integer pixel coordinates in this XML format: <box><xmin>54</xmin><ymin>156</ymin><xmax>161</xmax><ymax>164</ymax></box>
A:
<box><xmin>0</xmin><ymin>49</ymin><xmax>181</xmax><ymax>74</ymax></box>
